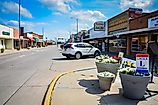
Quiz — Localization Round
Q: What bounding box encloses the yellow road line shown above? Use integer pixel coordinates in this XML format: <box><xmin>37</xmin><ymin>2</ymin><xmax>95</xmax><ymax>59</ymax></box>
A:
<box><xmin>43</xmin><ymin>71</ymin><xmax>74</xmax><ymax>105</ymax></box>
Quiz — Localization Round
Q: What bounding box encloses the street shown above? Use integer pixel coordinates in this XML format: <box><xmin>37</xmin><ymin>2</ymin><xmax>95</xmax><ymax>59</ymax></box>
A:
<box><xmin>0</xmin><ymin>45</ymin><xmax>96</xmax><ymax>105</ymax></box>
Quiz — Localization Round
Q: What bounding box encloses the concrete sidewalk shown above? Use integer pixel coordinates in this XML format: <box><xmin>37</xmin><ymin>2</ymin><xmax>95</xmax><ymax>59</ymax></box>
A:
<box><xmin>52</xmin><ymin>68</ymin><xmax>158</xmax><ymax>105</ymax></box>
<box><xmin>0</xmin><ymin>49</ymin><xmax>29</xmax><ymax>56</ymax></box>
<box><xmin>0</xmin><ymin>46</ymin><xmax>49</xmax><ymax>56</ymax></box>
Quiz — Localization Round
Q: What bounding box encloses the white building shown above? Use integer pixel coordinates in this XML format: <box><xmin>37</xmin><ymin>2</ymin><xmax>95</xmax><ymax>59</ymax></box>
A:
<box><xmin>0</xmin><ymin>24</ymin><xmax>14</xmax><ymax>50</ymax></box>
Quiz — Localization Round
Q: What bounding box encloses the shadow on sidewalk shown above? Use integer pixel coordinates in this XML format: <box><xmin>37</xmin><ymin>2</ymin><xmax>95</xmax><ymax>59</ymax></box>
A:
<box><xmin>52</xmin><ymin>56</ymin><xmax>95</xmax><ymax>61</ymax></box>
<box><xmin>98</xmin><ymin>93</ymin><xmax>139</xmax><ymax>105</ymax></box>
<box><xmin>78</xmin><ymin>79</ymin><xmax>105</xmax><ymax>94</ymax></box>
<box><xmin>52</xmin><ymin>57</ymin><xmax>74</xmax><ymax>60</ymax></box>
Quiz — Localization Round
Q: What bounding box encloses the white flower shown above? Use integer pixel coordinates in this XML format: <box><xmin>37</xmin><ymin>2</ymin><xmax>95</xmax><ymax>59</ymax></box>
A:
<box><xmin>98</xmin><ymin>71</ymin><xmax>115</xmax><ymax>77</ymax></box>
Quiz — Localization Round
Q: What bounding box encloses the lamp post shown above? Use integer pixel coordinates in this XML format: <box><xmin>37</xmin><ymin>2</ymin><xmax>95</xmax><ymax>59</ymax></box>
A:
<box><xmin>18</xmin><ymin>0</ymin><xmax>21</xmax><ymax>50</ymax></box>
<box><xmin>71</xmin><ymin>17</ymin><xmax>79</xmax><ymax>42</ymax></box>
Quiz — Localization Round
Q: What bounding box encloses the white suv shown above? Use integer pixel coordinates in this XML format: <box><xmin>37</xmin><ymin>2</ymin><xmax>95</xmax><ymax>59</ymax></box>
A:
<box><xmin>62</xmin><ymin>42</ymin><xmax>101</xmax><ymax>59</ymax></box>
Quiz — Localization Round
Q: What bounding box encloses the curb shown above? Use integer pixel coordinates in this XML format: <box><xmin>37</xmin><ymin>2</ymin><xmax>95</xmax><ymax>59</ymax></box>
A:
<box><xmin>43</xmin><ymin>71</ymin><xmax>74</xmax><ymax>105</ymax></box>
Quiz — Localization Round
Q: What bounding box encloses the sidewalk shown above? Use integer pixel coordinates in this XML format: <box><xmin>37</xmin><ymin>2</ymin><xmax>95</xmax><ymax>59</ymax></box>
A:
<box><xmin>52</xmin><ymin>68</ymin><xmax>158</xmax><ymax>105</ymax></box>
<box><xmin>0</xmin><ymin>46</ymin><xmax>48</xmax><ymax>56</ymax></box>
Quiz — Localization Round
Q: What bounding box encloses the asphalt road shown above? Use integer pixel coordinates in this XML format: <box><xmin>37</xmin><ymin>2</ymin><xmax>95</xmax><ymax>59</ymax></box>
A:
<box><xmin>0</xmin><ymin>45</ymin><xmax>96</xmax><ymax>105</ymax></box>
<box><xmin>0</xmin><ymin>46</ymin><xmax>61</xmax><ymax>105</ymax></box>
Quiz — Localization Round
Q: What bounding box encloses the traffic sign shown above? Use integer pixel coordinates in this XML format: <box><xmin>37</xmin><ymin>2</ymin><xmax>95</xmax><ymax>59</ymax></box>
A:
<box><xmin>136</xmin><ymin>54</ymin><xmax>149</xmax><ymax>74</ymax></box>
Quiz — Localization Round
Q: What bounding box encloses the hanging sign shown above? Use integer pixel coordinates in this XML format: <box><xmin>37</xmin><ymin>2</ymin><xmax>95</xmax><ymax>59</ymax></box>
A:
<box><xmin>94</xmin><ymin>21</ymin><xmax>105</xmax><ymax>31</ymax></box>
<box><xmin>136</xmin><ymin>54</ymin><xmax>149</xmax><ymax>74</ymax></box>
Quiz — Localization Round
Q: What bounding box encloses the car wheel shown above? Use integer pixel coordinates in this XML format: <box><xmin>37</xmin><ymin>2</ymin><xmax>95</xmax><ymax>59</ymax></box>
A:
<box><xmin>75</xmin><ymin>52</ymin><xmax>81</xmax><ymax>59</ymax></box>
<box><xmin>94</xmin><ymin>51</ymin><xmax>100</xmax><ymax>57</ymax></box>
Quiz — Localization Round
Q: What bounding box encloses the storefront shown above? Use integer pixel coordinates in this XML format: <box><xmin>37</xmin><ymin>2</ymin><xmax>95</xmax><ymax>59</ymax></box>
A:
<box><xmin>24</xmin><ymin>32</ymin><xmax>34</xmax><ymax>47</ymax></box>
<box><xmin>84</xmin><ymin>21</ymin><xmax>108</xmax><ymax>52</ymax></box>
<box><xmin>0</xmin><ymin>24</ymin><xmax>14</xmax><ymax>50</ymax></box>
<box><xmin>33</xmin><ymin>37</ymin><xmax>39</xmax><ymax>46</ymax></box>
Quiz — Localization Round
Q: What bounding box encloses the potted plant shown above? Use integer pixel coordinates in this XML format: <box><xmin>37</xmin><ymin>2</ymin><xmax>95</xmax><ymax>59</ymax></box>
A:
<box><xmin>119</xmin><ymin>67</ymin><xmax>150</xmax><ymax>100</ymax></box>
<box><xmin>1</xmin><ymin>48</ymin><xmax>4</xmax><ymax>53</ymax></box>
<box><xmin>95</xmin><ymin>55</ymin><xmax>120</xmax><ymax>75</ymax></box>
<box><xmin>97</xmin><ymin>71</ymin><xmax>115</xmax><ymax>91</ymax></box>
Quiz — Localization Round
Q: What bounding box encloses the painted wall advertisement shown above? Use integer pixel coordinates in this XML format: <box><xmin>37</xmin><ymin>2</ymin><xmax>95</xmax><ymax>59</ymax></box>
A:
<box><xmin>148</xmin><ymin>16</ymin><xmax>158</xmax><ymax>28</ymax></box>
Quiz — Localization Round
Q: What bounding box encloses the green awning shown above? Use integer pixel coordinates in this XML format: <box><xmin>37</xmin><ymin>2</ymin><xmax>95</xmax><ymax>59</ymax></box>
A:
<box><xmin>33</xmin><ymin>37</ymin><xmax>39</xmax><ymax>42</ymax></box>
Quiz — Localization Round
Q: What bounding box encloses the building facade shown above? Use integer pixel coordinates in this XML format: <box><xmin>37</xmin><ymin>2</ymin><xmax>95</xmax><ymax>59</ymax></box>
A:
<box><xmin>107</xmin><ymin>9</ymin><xmax>158</xmax><ymax>56</ymax></box>
<box><xmin>84</xmin><ymin>21</ymin><xmax>108</xmax><ymax>52</ymax></box>
<box><xmin>0</xmin><ymin>24</ymin><xmax>14</xmax><ymax>50</ymax></box>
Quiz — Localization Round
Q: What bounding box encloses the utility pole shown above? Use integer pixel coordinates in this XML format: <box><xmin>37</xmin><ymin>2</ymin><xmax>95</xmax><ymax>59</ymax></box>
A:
<box><xmin>18</xmin><ymin>0</ymin><xmax>21</xmax><ymax>50</ymax></box>
<box><xmin>76</xmin><ymin>18</ymin><xmax>78</xmax><ymax>36</ymax></box>
<box><xmin>71</xmin><ymin>17</ymin><xmax>79</xmax><ymax>42</ymax></box>
<box><xmin>42</xmin><ymin>27</ymin><xmax>44</xmax><ymax>36</ymax></box>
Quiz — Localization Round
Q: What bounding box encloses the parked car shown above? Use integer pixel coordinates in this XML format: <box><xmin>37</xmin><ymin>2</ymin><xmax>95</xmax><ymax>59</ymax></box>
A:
<box><xmin>62</xmin><ymin>42</ymin><xmax>101</xmax><ymax>59</ymax></box>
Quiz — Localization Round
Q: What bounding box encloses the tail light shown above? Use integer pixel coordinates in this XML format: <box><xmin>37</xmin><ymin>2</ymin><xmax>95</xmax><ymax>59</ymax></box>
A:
<box><xmin>70</xmin><ymin>44</ymin><xmax>74</xmax><ymax>49</ymax></box>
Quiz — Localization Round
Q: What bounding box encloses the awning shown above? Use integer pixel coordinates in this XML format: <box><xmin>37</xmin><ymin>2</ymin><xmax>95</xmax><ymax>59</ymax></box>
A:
<box><xmin>33</xmin><ymin>37</ymin><xmax>39</xmax><ymax>42</ymax></box>
<box><xmin>27</xmin><ymin>37</ymin><xmax>35</xmax><ymax>41</ymax></box>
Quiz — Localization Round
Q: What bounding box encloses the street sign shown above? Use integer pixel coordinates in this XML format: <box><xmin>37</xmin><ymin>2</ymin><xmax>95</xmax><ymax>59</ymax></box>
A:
<box><xmin>136</xmin><ymin>54</ymin><xmax>149</xmax><ymax>74</ymax></box>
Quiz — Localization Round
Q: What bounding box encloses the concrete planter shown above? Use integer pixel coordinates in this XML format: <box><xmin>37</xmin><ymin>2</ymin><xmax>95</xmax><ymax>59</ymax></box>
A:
<box><xmin>97</xmin><ymin>72</ymin><xmax>115</xmax><ymax>91</ymax></box>
<box><xmin>120</xmin><ymin>73</ymin><xmax>150</xmax><ymax>99</ymax></box>
<box><xmin>95</xmin><ymin>62</ymin><xmax>120</xmax><ymax>75</ymax></box>
<box><xmin>1</xmin><ymin>48</ymin><xmax>4</xmax><ymax>53</ymax></box>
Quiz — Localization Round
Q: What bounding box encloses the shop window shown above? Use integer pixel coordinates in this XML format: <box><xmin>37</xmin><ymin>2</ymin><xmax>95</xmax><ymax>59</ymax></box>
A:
<box><xmin>131</xmin><ymin>36</ymin><xmax>148</xmax><ymax>52</ymax></box>
<box><xmin>111</xmin><ymin>39</ymin><xmax>126</xmax><ymax>48</ymax></box>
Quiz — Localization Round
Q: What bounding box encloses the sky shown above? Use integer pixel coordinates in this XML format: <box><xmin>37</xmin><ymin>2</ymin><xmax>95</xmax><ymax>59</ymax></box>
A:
<box><xmin>0</xmin><ymin>0</ymin><xmax>158</xmax><ymax>40</ymax></box>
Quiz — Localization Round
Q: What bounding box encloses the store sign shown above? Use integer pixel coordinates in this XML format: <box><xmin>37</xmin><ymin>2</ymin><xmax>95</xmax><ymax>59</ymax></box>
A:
<box><xmin>129</xmin><ymin>8</ymin><xmax>142</xmax><ymax>19</ymax></box>
<box><xmin>136</xmin><ymin>54</ymin><xmax>149</xmax><ymax>74</ymax></box>
<box><xmin>129</xmin><ymin>8</ymin><xmax>142</xmax><ymax>14</ymax></box>
<box><xmin>148</xmin><ymin>16</ymin><xmax>158</xmax><ymax>28</ymax></box>
<box><xmin>2</xmin><ymin>31</ymin><xmax>10</xmax><ymax>36</ymax></box>
<box><xmin>94</xmin><ymin>21</ymin><xmax>105</xmax><ymax>31</ymax></box>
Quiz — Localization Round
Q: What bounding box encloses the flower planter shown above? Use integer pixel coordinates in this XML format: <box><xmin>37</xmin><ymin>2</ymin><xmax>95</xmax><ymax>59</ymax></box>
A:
<box><xmin>1</xmin><ymin>48</ymin><xmax>4</xmax><ymax>53</ymax></box>
<box><xmin>96</xmin><ymin>62</ymin><xmax>120</xmax><ymax>75</ymax></box>
<box><xmin>97</xmin><ymin>72</ymin><xmax>115</xmax><ymax>91</ymax></box>
<box><xmin>120</xmin><ymin>73</ymin><xmax>150</xmax><ymax>99</ymax></box>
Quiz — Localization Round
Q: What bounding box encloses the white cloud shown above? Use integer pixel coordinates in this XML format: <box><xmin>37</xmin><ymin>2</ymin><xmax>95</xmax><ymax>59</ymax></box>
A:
<box><xmin>1</xmin><ymin>1</ymin><xmax>32</xmax><ymax>18</ymax></box>
<box><xmin>70</xmin><ymin>10</ymin><xmax>106</xmax><ymax>34</ymax></box>
<box><xmin>71</xmin><ymin>23</ymin><xmax>89</xmax><ymax>33</ymax></box>
<box><xmin>6</xmin><ymin>20</ymin><xmax>46</xmax><ymax>31</ymax></box>
<box><xmin>40</xmin><ymin>0</ymin><xmax>78</xmax><ymax>13</ymax></box>
<box><xmin>52</xmin><ymin>30</ymin><xmax>70</xmax><ymax>39</ymax></box>
<box><xmin>54</xmin><ymin>12</ymin><xmax>63</xmax><ymax>16</ymax></box>
<box><xmin>120</xmin><ymin>0</ymin><xmax>153</xmax><ymax>11</ymax></box>
<box><xmin>71</xmin><ymin>10</ymin><xmax>106</xmax><ymax>22</ymax></box>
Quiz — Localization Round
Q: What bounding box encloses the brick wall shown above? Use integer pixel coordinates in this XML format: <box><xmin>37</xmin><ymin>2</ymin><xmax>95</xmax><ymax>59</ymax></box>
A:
<box><xmin>13</xmin><ymin>28</ymin><xmax>19</xmax><ymax>39</ymax></box>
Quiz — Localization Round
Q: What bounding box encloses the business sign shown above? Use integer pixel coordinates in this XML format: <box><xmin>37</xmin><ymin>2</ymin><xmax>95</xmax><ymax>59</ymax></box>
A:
<box><xmin>94</xmin><ymin>21</ymin><xmax>105</xmax><ymax>31</ymax></box>
<box><xmin>129</xmin><ymin>8</ymin><xmax>143</xmax><ymax>19</ymax></box>
<box><xmin>136</xmin><ymin>54</ymin><xmax>149</xmax><ymax>74</ymax></box>
<box><xmin>2</xmin><ymin>31</ymin><xmax>10</xmax><ymax>36</ymax></box>
<box><xmin>148</xmin><ymin>16</ymin><xmax>158</xmax><ymax>28</ymax></box>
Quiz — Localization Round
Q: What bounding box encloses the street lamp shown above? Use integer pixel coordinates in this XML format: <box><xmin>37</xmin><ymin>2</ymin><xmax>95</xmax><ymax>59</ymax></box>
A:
<box><xmin>71</xmin><ymin>17</ymin><xmax>79</xmax><ymax>41</ymax></box>
<box><xmin>18</xmin><ymin>0</ymin><xmax>21</xmax><ymax>49</ymax></box>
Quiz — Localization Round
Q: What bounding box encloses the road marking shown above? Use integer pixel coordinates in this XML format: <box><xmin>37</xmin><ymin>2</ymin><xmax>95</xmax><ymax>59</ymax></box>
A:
<box><xmin>19</xmin><ymin>55</ymin><xmax>25</xmax><ymax>58</ymax></box>
<box><xmin>43</xmin><ymin>71</ymin><xmax>74</xmax><ymax>105</ymax></box>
